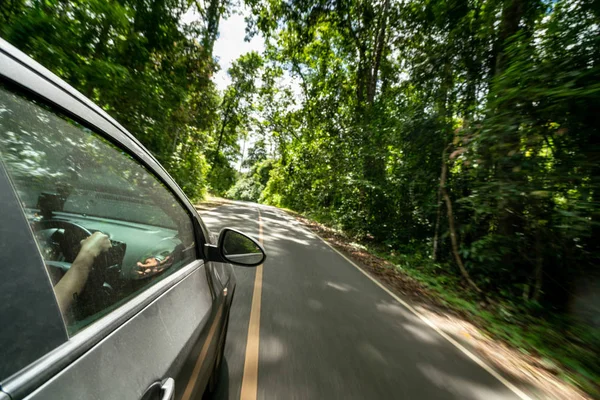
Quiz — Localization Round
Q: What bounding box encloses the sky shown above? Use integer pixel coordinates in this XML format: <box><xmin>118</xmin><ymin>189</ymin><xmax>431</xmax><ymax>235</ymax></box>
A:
<box><xmin>213</xmin><ymin>9</ymin><xmax>266</xmax><ymax>170</ymax></box>
<box><xmin>185</xmin><ymin>7</ymin><xmax>295</xmax><ymax>171</ymax></box>
<box><xmin>181</xmin><ymin>7</ymin><xmax>265</xmax><ymax>91</ymax></box>
<box><xmin>213</xmin><ymin>10</ymin><xmax>265</xmax><ymax>92</ymax></box>
<box><xmin>182</xmin><ymin>7</ymin><xmax>266</xmax><ymax>170</ymax></box>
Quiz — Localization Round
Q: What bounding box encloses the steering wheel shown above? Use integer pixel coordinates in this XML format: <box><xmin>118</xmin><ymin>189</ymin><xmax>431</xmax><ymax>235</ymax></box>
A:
<box><xmin>32</xmin><ymin>219</ymin><xmax>116</xmax><ymax>319</ymax></box>
<box><xmin>32</xmin><ymin>219</ymin><xmax>93</xmax><ymax>263</ymax></box>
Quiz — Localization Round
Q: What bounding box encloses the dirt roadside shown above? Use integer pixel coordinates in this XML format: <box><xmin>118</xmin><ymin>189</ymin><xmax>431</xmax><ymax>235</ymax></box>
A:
<box><xmin>194</xmin><ymin>196</ymin><xmax>230</xmax><ymax>213</ymax></box>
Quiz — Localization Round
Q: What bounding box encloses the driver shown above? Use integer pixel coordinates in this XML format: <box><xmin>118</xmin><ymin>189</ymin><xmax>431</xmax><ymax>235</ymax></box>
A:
<box><xmin>53</xmin><ymin>232</ymin><xmax>111</xmax><ymax>313</ymax></box>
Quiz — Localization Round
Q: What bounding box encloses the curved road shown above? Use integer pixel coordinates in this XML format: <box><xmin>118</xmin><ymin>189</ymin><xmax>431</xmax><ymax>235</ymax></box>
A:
<box><xmin>201</xmin><ymin>201</ymin><xmax>526</xmax><ymax>400</ymax></box>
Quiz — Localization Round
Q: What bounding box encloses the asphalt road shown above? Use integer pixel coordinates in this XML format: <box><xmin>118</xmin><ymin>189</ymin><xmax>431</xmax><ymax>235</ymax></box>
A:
<box><xmin>200</xmin><ymin>201</ymin><xmax>525</xmax><ymax>400</ymax></box>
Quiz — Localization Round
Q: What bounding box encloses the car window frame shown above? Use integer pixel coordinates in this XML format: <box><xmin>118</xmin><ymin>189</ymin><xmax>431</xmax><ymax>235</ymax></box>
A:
<box><xmin>0</xmin><ymin>39</ymin><xmax>213</xmax><ymax>398</ymax></box>
<box><xmin>0</xmin><ymin>157</ymin><xmax>68</xmax><ymax>381</ymax></box>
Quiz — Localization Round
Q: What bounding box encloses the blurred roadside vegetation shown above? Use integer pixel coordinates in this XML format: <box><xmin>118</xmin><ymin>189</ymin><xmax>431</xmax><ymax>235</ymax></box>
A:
<box><xmin>2</xmin><ymin>0</ymin><xmax>599</xmax><ymax>395</ymax></box>
<box><xmin>227</xmin><ymin>0</ymin><xmax>600</xmax><ymax>394</ymax></box>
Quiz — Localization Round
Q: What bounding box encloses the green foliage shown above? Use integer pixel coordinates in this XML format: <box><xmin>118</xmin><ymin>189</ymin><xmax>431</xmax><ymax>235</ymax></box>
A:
<box><xmin>0</xmin><ymin>0</ymin><xmax>235</xmax><ymax>201</ymax></box>
<box><xmin>226</xmin><ymin>175</ymin><xmax>263</xmax><ymax>202</ymax></box>
<box><xmin>241</xmin><ymin>0</ymin><xmax>599</xmax><ymax>392</ymax></box>
<box><xmin>167</xmin><ymin>132</ymin><xmax>211</xmax><ymax>201</ymax></box>
<box><xmin>247</xmin><ymin>0</ymin><xmax>600</xmax><ymax>309</ymax></box>
<box><xmin>209</xmin><ymin>162</ymin><xmax>238</xmax><ymax>196</ymax></box>
<box><xmin>207</xmin><ymin>51</ymin><xmax>265</xmax><ymax>194</ymax></box>
<box><xmin>227</xmin><ymin>157</ymin><xmax>275</xmax><ymax>202</ymax></box>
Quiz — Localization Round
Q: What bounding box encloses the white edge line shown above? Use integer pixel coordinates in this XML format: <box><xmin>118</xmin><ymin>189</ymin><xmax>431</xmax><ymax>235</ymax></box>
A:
<box><xmin>279</xmin><ymin>209</ymin><xmax>533</xmax><ymax>400</ymax></box>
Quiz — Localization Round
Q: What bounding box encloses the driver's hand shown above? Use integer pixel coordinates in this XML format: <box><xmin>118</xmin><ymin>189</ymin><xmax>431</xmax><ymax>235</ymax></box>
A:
<box><xmin>80</xmin><ymin>232</ymin><xmax>111</xmax><ymax>258</ymax></box>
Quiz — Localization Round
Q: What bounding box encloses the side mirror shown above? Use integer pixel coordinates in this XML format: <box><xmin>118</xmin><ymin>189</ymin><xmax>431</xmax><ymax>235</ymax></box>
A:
<box><xmin>204</xmin><ymin>228</ymin><xmax>266</xmax><ymax>267</ymax></box>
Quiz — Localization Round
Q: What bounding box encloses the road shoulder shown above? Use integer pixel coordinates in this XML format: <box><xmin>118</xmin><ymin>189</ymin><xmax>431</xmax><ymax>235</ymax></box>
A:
<box><xmin>280</xmin><ymin>207</ymin><xmax>591</xmax><ymax>400</ymax></box>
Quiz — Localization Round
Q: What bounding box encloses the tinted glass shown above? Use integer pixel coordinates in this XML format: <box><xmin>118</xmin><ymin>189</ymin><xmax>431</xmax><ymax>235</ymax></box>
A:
<box><xmin>0</xmin><ymin>87</ymin><xmax>197</xmax><ymax>335</ymax></box>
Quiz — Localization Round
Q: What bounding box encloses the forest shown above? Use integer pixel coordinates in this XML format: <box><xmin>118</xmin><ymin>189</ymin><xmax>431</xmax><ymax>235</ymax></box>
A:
<box><xmin>1</xmin><ymin>0</ymin><xmax>598</xmax><ymax>395</ymax></box>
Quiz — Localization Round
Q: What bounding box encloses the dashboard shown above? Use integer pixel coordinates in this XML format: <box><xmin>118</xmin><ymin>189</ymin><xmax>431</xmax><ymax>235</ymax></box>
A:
<box><xmin>32</xmin><ymin>211</ymin><xmax>184</xmax><ymax>276</ymax></box>
<box><xmin>28</xmin><ymin>209</ymin><xmax>191</xmax><ymax>321</ymax></box>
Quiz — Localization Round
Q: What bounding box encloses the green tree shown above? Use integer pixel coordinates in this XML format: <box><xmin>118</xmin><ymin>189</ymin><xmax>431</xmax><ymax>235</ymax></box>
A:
<box><xmin>246</xmin><ymin>0</ymin><xmax>600</xmax><ymax>337</ymax></box>
<box><xmin>1</xmin><ymin>0</ymin><xmax>228</xmax><ymax>200</ymax></box>
<box><xmin>207</xmin><ymin>51</ymin><xmax>264</xmax><ymax>194</ymax></box>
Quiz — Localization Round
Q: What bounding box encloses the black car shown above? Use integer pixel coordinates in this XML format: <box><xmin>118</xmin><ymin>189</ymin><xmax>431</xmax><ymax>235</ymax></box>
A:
<box><xmin>0</xmin><ymin>38</ymin><xmax>265</xmax><ymax>400</ymax></box>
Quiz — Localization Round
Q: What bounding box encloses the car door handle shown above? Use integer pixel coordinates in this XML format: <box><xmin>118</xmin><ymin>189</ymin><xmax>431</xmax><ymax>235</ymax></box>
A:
<box><xmin>141</xmin><ymin>378</ymin><xmax>175</xmax><ymax>400</ymax></box>
<box><xmin>160</xmin><ymin>378</ymin><xmax>175</xmax><ymax>400</ymax></box>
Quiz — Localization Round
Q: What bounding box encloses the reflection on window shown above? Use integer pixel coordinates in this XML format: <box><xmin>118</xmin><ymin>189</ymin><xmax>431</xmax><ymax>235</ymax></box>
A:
<box><xmin>0</xmin><ymin>87</ymin><xmax>197</xmax><ymax>335</ymax></box>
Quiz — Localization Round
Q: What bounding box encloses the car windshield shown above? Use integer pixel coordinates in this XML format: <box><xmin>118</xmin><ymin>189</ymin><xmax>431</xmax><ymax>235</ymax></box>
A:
<box><xmin>0</xmin><ymin>87</ymin><xmax>178</xmax><ymax>228</ymax></box>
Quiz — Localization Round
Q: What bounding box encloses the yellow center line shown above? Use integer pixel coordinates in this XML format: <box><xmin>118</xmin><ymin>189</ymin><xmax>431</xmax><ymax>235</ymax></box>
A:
<box><xmin>240</xmin><ymin>209</ymin><xmax>264</xmax><ymax>400</ymax></box>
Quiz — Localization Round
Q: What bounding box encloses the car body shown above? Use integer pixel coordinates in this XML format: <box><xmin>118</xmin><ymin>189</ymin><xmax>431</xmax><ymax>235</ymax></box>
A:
<box><xmin>0</xmin><ymin>38</ymin><xmax>264</xmax><ymax>400</ymax></box>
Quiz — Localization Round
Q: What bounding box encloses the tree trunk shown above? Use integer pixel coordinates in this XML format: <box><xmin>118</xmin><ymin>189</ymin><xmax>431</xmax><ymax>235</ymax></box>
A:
<box><xmin>433</xmin><ymin>52</ymin><xmax>454</xmax><ymax>261</ymax></box>
<box><xmin>493</xmin><ymin>0</ymin><xmax>524</xmax><ymax>77</ymax></box>
<box><xmin>432</xmin><ymin>192</ymin><xmax>442</xmax><ymax>261</ymax></box>
<box><xmin>238</xmin><ymin>135</ymin><xmax>247</xmax><ymax>173</ymax></box>
<box><xmin>367</xmin><ymin>0</ymin><xmax>390</xmax><ymax>104</ymax></box>
<box><xmin>493</xmin><ymin>0</ymin><xmax>527</xmax><ymax>268</ymax></box>
<box><xmin>171</xmin><ymin>130</ymin><xmax>180</xmax><ymax>155</ymax></box>
<box><xmin>432</xmin><ymin>148</ymin><xmax>446</xmax><ymax>261</ymax></box>
<box><xmin>356</xmin><ymin>48</ymin><xmax>369</xmax><ymax>106</ymax></box>
<box><xmin>440</xmin><ymin>146</ymin><xmax>482</xmax><ymax>293</ymax></box>
<box><xmin>531</xmin><ymin>227</ymin><xmax>543</xmax><ymax>301</ymax></box>
<box><xmin>209</xmin><ymin>100</ymin><xmax>232</xmax><ymax>176</ymax></box>
<box><xmin>201</xmin><ymin>0</ymin><xmax>222</xmax><ymax>56</ymax></box>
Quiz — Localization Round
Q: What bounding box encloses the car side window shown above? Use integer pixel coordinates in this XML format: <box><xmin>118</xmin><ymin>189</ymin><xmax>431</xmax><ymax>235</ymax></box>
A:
<box><xmin>0</xmin><ymin>86</ymin><xmax>197</xmax><ymax>335</ymax></box>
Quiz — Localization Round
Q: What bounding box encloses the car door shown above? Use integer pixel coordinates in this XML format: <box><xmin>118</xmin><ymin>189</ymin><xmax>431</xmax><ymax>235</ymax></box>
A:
<box><xmin>0</xmin><ymin>40</ymin><xmax>225</xmax><ymax>400</ymax></box>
